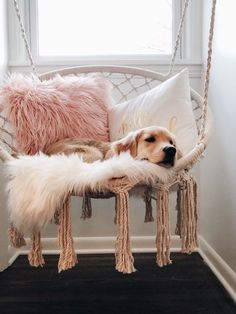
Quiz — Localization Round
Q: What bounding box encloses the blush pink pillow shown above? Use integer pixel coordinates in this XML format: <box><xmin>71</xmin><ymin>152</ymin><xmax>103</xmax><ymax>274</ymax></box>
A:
<box><xmin>0</xmin><ymin>74</ymin><xmax>111</xmax><ymax>154</ymax></box>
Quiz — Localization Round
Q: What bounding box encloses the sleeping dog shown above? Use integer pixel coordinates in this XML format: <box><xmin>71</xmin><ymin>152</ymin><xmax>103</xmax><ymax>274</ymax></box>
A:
<box><xmin>46</xmin><ymin>126</ymin><xmax>182</xmax><ymax>168</ymax></box>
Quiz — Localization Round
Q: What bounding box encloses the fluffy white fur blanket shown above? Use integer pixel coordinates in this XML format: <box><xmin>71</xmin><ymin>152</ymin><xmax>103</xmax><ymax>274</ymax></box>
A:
<box><xmin>5</xmin><ymin>153</ymin><xmax>175</xmax><ymax>234</ymax></box>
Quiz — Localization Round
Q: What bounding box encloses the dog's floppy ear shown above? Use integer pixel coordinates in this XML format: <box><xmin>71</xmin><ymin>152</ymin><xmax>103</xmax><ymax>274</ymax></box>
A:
<box><xmin>113</xmin><ymin>131</ymin><xmax>143</xmax><ymax>158</ymax></box>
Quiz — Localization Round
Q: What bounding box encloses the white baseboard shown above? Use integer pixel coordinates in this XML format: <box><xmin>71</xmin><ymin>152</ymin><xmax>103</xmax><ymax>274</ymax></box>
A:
<box><xmin>8</xmin><ymin>246</ymin><xmax>19</xmax><ymax>267</ymax></box>
<box><xmin>7</xmin><ymin>235</ymin><xmax>236</xmax><ymax>303</ymax></box>
<box><xmin>198</xmin><ymin>236</ymin><xmax>236</xmax><ymax>303</ymax></box>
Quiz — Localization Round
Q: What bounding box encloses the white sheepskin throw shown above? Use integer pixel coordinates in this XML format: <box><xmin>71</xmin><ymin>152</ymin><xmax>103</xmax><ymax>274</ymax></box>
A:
<box><xmin>5</xmin><ymin>153</ymin><xmax>175</xmax><ymax>234</ymax></box>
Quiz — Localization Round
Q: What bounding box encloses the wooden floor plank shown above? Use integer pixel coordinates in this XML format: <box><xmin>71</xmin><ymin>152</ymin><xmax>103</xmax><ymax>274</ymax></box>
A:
<box><xmin>0</xmin><ymin>253</ymin><xmax>235</xmax><ymax>314</ymax></box>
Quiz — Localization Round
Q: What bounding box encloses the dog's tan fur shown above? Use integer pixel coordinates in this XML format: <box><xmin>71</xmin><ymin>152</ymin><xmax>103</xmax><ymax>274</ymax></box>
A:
<box><xmin>46</xmin><ymin>126</ymin><xmax>181</xmax><ymax>167</ymax></box>
<box><xmin>46</xmin><ymin>138</ymin><xmax>111</xmax><ymax>163</ymax></box>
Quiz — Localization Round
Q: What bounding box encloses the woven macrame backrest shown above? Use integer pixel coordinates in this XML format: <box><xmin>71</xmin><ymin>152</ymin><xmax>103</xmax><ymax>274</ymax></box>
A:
<box><xmin>43</xmin><ymin>67</ymin><xmax>204</xmax><ymax>136</ymax></box>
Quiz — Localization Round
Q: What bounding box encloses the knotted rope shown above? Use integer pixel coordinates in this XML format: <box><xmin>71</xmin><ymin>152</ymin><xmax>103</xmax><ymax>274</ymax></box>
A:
<box><xmin>156</xmin><ymin>185</ymin><xmax>172</xmax><ymax>267</ymax></box>
<box><xmin>58</xmin><ymin>196</ymin><xmax>78</xmax><ymax>273</ymax></box>
<box><xmin>108</xmin><ymin>177</ymin><xmax>136</xmax><ymax>274</ymax></box>
<box><xmin>199</xmin><ymin>0</ymin><xmax>217</xmax><ymax>140</ymax></box>
<box><xmin>8</xmin><ymin>223</ymin><xmax>26</xmax><ymax>248</ymax></box>
<box><xmin>175</xmin><ymin>173</ymin><xmax>198</xmax><ymax>253</ymax></box>
<box><xmin>143</xmin><ymin>187</ymin><xmax>154</xmax><ymax>222</ymax></box>
<box><xmin>28</xmin><ymin>231</ymin><xmax>45</xmax><ymax>267</ymax></box>
<box><xmin>13</xmin><ymin>0</ymin><xmax>38</xmax><ymax>76</ymax></box>
<box><xmin>81</xmin><ymin>195</ymin><xmax>92</xmax><ymax>220</ymax></box>
<box><xmin>167</xmin><ymin>0</ymin><xmax>190</xmax><ymax>76</ymax></box>
<box><xmin>175</xmin><ymin>187</ymin><xmax>182</xmax><ymax>236</ymax></box>
<box><xmin>114</xmin><ymin>194</ymin><xmax>119</xmax><ymax>224</ymax></box>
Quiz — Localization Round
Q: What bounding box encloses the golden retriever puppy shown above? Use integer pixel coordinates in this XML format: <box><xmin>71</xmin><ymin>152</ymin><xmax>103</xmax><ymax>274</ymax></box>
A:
<box><xmin>46</xmin><ymin>126</ymin><xmax>181</xmax><ymax>167</ymax></box>
<box><xmin>113</xmin><ymin>126</ymin><xmax>181</xmax><ymax>167</ymax></box>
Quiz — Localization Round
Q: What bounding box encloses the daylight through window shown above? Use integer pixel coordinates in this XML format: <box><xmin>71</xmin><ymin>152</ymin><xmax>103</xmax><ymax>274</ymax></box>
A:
<box><xmin>37</xmin><ymin>0</ymin><xmax>173</xmax><ymax>57</ymax></box>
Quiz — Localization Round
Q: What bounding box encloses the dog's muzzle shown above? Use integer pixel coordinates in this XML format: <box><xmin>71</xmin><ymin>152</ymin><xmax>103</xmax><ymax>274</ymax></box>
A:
<box><xmin>162</xmin><ymin>146</ymin><xmax>176</xmax><ymax>166</ymax></box>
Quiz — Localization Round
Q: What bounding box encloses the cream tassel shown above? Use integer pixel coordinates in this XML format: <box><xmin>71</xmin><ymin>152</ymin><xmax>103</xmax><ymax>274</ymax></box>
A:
<box><xmin>81</xmin><ymin>195</ymin><xmax>92</xmax><ymax>219</ymax></box>
<box><xmin>58</xmin><ymin>196</ymin><xmax>78</xmax><ymax>273</ymax></box>
<box><xmin>144</xmin><ymin>187</ymin><xmax>154</xmax><ymax>222</ymax></box>
<box><xmin>156</xmin><ymin>185</ymin><xmax>172</xmax><ymax>267</ymax></box>
<box><xmin>8</xmin><ymin>223</ymin><xmax>26</xmax><ymax>248</ymax></box>
<box><xmin>53</xmin><ymin>209</ymin><xmax>60</xmax><ymax>225</ymax></box>
<box><xmin>28</xmin><ymin>231</ymin><xmax>45</xmax><ymax>267</ymax></box>
<box><xmin>180</xmin><ymin>175</ymin><xmax>198</xmax><ymax>253</ymax></box>
<box><xmin>114</xmin><ymin>194</ymin><xmax>119</xmax><ymax>224</ymax></box>
<box><xmin>109</xmin><ymin>178</ymin><xmax>136</xmax><ymax>274</ymax></box>
<box><xmin>175</xmin><ymin>185</ymin><xmax>183</xmax><ymax>236</ymax></box>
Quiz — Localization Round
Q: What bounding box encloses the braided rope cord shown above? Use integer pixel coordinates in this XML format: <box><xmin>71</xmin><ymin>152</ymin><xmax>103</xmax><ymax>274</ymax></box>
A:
<box><xmin>199</xmin><ymin>0</ymin><xmax>217</xmax><ymax>140</ymax></box>
<box><xmin>167</xmin><ymin>0</ymin><xmax>190</xmax><ymax>76</ymax></box>
<box><xmin>13</xmin><ymin>0</ymin><xmax>38</xmax><ymax>76</ymax></box>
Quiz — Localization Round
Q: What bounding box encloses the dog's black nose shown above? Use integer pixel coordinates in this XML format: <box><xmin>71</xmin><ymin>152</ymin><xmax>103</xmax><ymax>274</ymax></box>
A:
<box><xmin>163</xmin><ymin>146</ymin><xmax>176</xmax><ymax>157</ymax></box>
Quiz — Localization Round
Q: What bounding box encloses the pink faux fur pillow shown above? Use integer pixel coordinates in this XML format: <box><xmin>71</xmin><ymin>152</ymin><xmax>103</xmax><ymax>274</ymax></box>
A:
<box><xmin>0</xmin><ymin>74</ymin><xmax>111</xmax><ymax>154</ymax></box>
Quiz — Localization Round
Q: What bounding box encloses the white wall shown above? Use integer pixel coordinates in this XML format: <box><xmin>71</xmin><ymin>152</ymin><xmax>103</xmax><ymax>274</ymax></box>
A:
<box><xmin>200</xmin><ymin>0</ymin><xmax>236</xmax><ymax>272</ymax></box>
<box><xmin>0</xmin><ymin>0</ymin><xmax>9</xmax><ymax>271</ymax></box>
<box><xmin>0</xmin><ymin>0</ymin><xmax>7</xmax><ymax>78</ymax></box>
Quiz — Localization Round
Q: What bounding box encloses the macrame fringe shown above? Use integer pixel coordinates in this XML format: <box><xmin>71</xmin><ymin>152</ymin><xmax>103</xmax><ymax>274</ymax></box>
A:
<box><xmin>156</xmin><ymin>186</ymin><xmax>172</xmax><ymax>267</ymax></box>
<box><xmin>53</xmin><ymin>209</ymin><xmax>60</xmax><ymax>225</ymax></box>
<box><xmin>114</xmin><ymin>194</ymin><xmax>119</xmax><ymax>224</ymax></box>
<box><xmin>115</xmin><ymin>190</ymin><xmax>135</xmax><ymax>273</ymax></box>
<box><xmin>81</xmin><ymin>195</ymin><xmax>92</xmax><ymax>220</ymax></box>
<box><xmin>144</xmin><ymin>187</ymin><xmax>154</xmax><ymax>222</ymax></box>
<box><xmin>58</xmin><ymin>196</ymin><xmax>78</xmax><ymax>273</ymax></box>
<box><xmin>28</xmin><ymin>231</ymin><xmax>45</xmax><ymax>267</ymax></box>
<box><xmin>176</xmin><ymin>174</ymin><xmax>198</xmax><ymax>253</ymax></box>
<box><xmin>8</xmin><ymin>223</ymin><xmax>26</xmax><ymax>248</ymax></box>
<box><xmin>109</xmin><ymin>179</ymin><xmax>136</xmax><ymax>274</ymax></box>
<box><xmin>175</xmin><ymin>188</ymin><xmax>182</xmax><ymax>236</ymax></box>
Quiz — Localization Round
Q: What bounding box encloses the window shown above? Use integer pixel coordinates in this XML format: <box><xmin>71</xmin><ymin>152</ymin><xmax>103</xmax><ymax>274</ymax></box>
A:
<box><xmin>8</xmin><ymin>0</ymin><xmax>202</xmax><ymax>66</ymax></box>
<box><xmin>34</xmin><ymin>0</ymin><xmax>174</xmax><ymax>58</ymax></box>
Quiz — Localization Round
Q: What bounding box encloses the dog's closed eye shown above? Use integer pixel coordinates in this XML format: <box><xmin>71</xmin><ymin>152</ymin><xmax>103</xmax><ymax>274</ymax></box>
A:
<box><xmin>145</xmin><ymin>136</ymin><xmax>156</xmax><ymax>143</ymax></box>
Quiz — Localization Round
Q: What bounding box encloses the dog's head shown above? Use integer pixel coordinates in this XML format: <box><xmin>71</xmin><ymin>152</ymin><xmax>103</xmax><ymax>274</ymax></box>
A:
<box><xmin>113</xmin><ymin>126</ymin><xmax>182</xmax><ymax>168</ymax></box>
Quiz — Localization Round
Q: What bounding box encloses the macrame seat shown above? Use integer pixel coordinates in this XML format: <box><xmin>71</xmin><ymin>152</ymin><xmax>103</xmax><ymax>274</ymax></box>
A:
<box><xmin>0</xmin><ymin>0</ymin><xmax>216</xmax><ymax>273</ymax></box>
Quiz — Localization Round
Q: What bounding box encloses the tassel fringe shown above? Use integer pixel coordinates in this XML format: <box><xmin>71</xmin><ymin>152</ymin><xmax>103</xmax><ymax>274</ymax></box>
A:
<box><xmin>175</xmin><ymin>187</ymin><xmax>182</xmax><ymax>236</ymax></box>
<box><xmin>156</xmin><ymin>186</ymin><xmax>172</xmax><ymax>267</ymax></box>
<box><xmin>8</xmin><ymin>223</ymin><xmax>26</xmax><ymax>248</ymax></box>
<box><xmin>81</xmin><ymin>195</ymin><xmax>92</xmax><ymax>220</ymax></box>
<box><xmin>114</xmin><ymin>194</ymin><xmax>119</xmax><ymax>224</ymax></box>
<box><xmin>53</xmin><ymin>209</ymin><xmax>60</xmax><ymax>225</ymax></box>
<box><xmin>176</xmin><ymin>174</ymin><xmax>198</xmax><ymax>253</ymax></box>
<box><xmin>10</xmin><ymin>171</ymin><xmax>197</xmax><ymax>273</ymax></box>
<box><xmin>109</xmin><ymin>178</ymin><xmax>136</xmax><ymax>274</ymax></box>
<box><xmin>58</xmin><ymin>196</ymin><xmax>78</xmax><ymax>273</ymax></box>
<box><xmin>28</xmin><ymin>232</ymin><xmax>45</xmax><ymax>267</ymax></box>
<box><xmin>144</xmin><ymin>187</ymin><xmax>154</xmax><ymax>222</ymax></box>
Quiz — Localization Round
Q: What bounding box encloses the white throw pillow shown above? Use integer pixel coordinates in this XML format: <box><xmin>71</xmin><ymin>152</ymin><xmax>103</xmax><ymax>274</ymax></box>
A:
<box><xmin>108</xmin><ymin>68</ymin><xmax>198</xmax><ymax>155</ymax></box>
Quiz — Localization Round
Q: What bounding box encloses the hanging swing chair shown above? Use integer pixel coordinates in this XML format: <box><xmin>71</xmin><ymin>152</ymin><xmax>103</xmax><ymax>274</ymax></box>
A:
<box><xmin>0</xmin><ymin>0</ymin><xmax>216</xmax><ymax>273</ymax></box>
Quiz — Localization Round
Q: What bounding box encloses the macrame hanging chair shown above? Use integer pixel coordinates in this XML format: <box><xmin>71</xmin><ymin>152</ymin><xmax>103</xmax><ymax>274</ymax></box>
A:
<box><xmin>0</xmin><ymin>0</ymin><xmax>216</xmax><ymax>273</ymax></box>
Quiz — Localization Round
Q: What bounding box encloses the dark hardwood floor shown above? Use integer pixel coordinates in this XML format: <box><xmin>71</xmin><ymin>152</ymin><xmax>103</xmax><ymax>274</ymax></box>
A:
<box><xmin>0</xmin><ymin>253</ymin><xmax>235</xmax><ymax>314</ymax></box>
